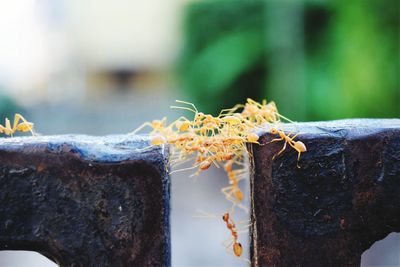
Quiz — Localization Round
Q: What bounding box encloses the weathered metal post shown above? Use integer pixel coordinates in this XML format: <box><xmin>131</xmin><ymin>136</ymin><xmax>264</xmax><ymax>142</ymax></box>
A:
<box><xmin>0</xmin><ymin>135</ymin><xmax>170</xmax><ymax>267</ymax></box>
<box><xmin>249</xmin><ymin>119</ymin><xmax>400</xmax><ymax>267</ymax></box>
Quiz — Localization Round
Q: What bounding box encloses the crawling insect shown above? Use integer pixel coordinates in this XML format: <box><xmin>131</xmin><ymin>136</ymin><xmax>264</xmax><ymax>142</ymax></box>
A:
<box><xmin>193</xmin><ymin>209</ymin><xmax>249</xmax><ymax>262</ymax></box>
<box><xmin>0</xmin><ymin>114</ymin><xmax>35</xmax><ymax>137</ymax></box>
<box><xmin>222</xmin><ymin>212</ymin><xmax>243</xmax><ymax>257</ymax></box>
<box><xmin>171</xmin><ymin>100</ymin><xmax>223</xmax><ymax>136</ymax></box>
<box><xmin>269</xmin><ymin>127</ymin><xmax>306</xmax><ymax>167</ymax></box>
<box><xmin>221</xmin><ymin>161</ymin><xmax>245</xmax><ymax>202</ymax></box>
<box><xmin>132</xmin><ymin>117</ymin><xmax>169</xmax><ymax>135</ymax></box>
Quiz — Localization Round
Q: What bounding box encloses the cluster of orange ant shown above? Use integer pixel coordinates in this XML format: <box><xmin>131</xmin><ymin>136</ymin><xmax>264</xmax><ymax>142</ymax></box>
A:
<box><xmin>0</xmin><ymin>114</ymin><xmax>35</xmax><ymax>137</ymax></box>
<box><xmin>134</xmin><ymin>98</ymin><xmax>307</xmax><ymax>258</ymax></box>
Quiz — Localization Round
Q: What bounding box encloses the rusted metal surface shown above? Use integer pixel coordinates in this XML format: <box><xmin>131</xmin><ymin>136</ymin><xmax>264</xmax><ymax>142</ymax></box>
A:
<box><xmin>249</xmin><ymin>119</ymin><xmax>400</xmax><ymax>267</ymax></box>
<box><xmin>0</xmin><ymin>135</ymin><xmax>170</xmax><ymax>267</ymax></box>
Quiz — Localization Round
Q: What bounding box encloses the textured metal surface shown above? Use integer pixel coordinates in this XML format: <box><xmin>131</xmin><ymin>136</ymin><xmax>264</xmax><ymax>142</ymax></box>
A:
<box><xmin>249</xmin><ymin>119</ymin><xmax>400</xmax><ymax>267</ymax></box>
<box><xmin>0</xmin><ymin>134</ymin><xmax>170</xmax><ymax>267</ymax></box>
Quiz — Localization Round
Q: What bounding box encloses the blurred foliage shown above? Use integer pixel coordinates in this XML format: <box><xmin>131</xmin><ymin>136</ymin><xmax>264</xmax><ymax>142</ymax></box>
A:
<box><xmin>178</xmin><ymin>0</ymin><xmax>266</xmax><ymax>115</ymax></box>
<box><xmin>306</xmin><ymin>0</ymin><xmax>399</xmax><ymax>119</ymax></box>
<box><xmin>178</xmin><ymin>0</ymin><xmax>399</xmax><ymax>120</ymax></box>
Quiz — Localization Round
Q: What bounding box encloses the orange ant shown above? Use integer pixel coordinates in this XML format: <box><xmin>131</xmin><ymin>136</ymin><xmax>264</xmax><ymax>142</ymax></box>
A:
<box><xmin>193</xmin><ymin>209</ymin><xmax>249</xmax><ymax>262</ymax></box>
<box><xmin>170</xmin><ymin>100</ymin><xmax>204</xmax><ymax>125</ymax></box>
<box><xmin>221</xmin><ymin>160</ymin><xmax>245</xmax><ymax>202</ymax></box>
<box><xmin>241</xmin><ymin>98</ymin><xmax>294</xmax><ymax>125</ymax></box>
<box><xmin>269</xmin><ymin>127</ymin><xmax>307</xmax><ymax>167</ymax></box>
<box><xmin>171</xmin><ymin>100</ymin><xmax>223</xmax><ymax>136</ymax></box>
<box><xmin>222</xmin><ymin>212</ymin><xmax>243</xmax><ymax>257</ymax></box>
<box><xmin>0</xmin><ymin>114</ymin><xmax>35</xmax><ymax>137</ymax></box>
<box><xmin>240</xmin><ymin>98</ymin><xmax>277</xmax><ymax>124</ymax></box>
<box><xmin>133</xmin><ymin>116</ymin><xmax>192</xmax><ymax>146</ymax></box>
<box><xmin>132</xmin><ymin>117</ymin><xmax>169</xmax><ymax>135</ymax></box>
<box><xmin>246</xmin><ymin>132</ymin><xmax>260</xmax><ymax>143</ymax></box>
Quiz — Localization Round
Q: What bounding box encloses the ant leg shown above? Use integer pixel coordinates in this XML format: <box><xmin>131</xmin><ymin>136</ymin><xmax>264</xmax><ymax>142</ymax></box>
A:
<box><xmin>222</xmin><ymin>238</ymin><xmax>234</xmax><ymax>252</ymax></box>
<box><xmin>272</xmin><ymin>141</ymin><xmax>287</xmax><ymax>160</ymax></box>
<box><xmin>296</xmin><ymin>151</ymin><xmax>302</xmax><ymax>168</ymax></box>
<box><xmin>0</xmin><ymin>124</ymin><xmax>6</xmax><ymax>135</ymax></box>
<box><xmin>5</xmin><ymin>118</ymin><xmax>13</xmax><ymax>136</ymax></box>
<box><xmin>256</xmin><ymin>115</ymin><xmax>266</xmax><ymax>124</ymax></box>
<box><xmin>189</xmin><ymin>171</ymin><xmax>201</xmax><ymax>182</ymax></box>
<box><xmin>218</xmin><ymin>104</ymin><xmax>243</xmax><ymax>117</ymax></box>
<box><xmin>12</xmin><ymin>114</ymin><xmax>21</xmax><ymax>132</ymax></box>
<box><xmin>235</xmin><ymin>175</ymin><xmax>248</xmax><ymax>182</ymax></box>
<box><xmin>223</xmin><ymin>188</ymin><xmax>245</xmax><ymax>207</ymax></box>
<box><xmin>248</xmin><ymin>98</ymin><xmax>262</xmax><ymax>108</ymax></box>
<box><xmin>169</xmin><ymin>164</ymin><xmax>198</xmax><ymax>175</ymax></box>
<box><xmin>131</xmin><ymin>122</ymin><xmax>153</xmax><ymax>134</ymax></box>
<box><xmin>221</xmin><ymin>186</ymin><xmax>235</xmax><ymax>200</ymax></box>
<box><xmin>231</xmin><ymin>202</ymin><xmax>249</xmax><ymax>213</ymax></box>
<box><xmin>170</xmin><ymin>156</ymin><xmax>193</xmax><ymax>168</ymax></box>
<box><xmin>222</xmin><ymin>183</ymin><xmax>238</xmax><ymax>194</ymax></box>
<box><xmin>236</xmin><ymin>220</ymin><xmax>251</xmax><ymax>230</ymax></box>
<box><xmin>192</xmin><ymin>210</ymin><xmax>217</xmax><ymax>219</ymax></box>
<box><xmin>229</xmin><ymin>203</ymin><xmax>237</xmax><ymax>215</ymax></box>
<box><xmin>286</xmin><ymin>141</ymin><xmax>303</xmax><ymax>168</ymax></box>
<box><xmin>277</xmin><ymin>113</ymin><xmax>295</xmax><ymax>123</ymax></box>
<box><xmin>289</xmin><ymin>133</ymin><xmax>300</xmax><ymax>141</ymax></box>
<box><xmin>236</xmin><ymin>229</ymin><xmax>249</xmax><ymax>234</ymax></box>
<box><xmin>266</xmin><ymin>137</ymin><xmax>284</xmax><ymax>144</ymax></box>
<box><xmin>175</xmin><ymin>100</ymin><xmax>198</xmax><ymax>113</ymax></box>
<box><xmin>171</xmin><ymin>100</ymin><xmax>198</xmax><ymax>114</ymax></box>
<box><xmin>212</xmin><ymin>160</ymin><xmax>220</xmax><ymax>168</ymax></box>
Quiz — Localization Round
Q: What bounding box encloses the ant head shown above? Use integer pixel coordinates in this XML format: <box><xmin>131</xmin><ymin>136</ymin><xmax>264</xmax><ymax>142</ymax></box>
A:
<box><xmin>196</xmin><ymin>112</ymin><xmax>205</xmax><ymax>118</ymax></box>
<box><xmin>270</xmin><ymin>128</ymin><xmax>278</xmax><ymax>134</ymax></box>
<box><xmin>222</xmin><ymin>212</ymin><xmax>229</xmax><ymax>222</ymax></box>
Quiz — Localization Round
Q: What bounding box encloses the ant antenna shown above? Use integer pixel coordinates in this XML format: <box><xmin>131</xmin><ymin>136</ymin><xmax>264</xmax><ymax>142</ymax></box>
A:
<box><xmin>277</xmin><ymin>113</ymin><xmax>295</xmax><ymax>123</ymax></box>
<box><xmin>171</xmin><ymin>100</ymin><xmax>198</xmax><ymax>114</ymax></box>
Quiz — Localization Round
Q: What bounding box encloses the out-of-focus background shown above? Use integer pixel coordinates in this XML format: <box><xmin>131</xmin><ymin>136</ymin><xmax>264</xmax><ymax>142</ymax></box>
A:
<box><xmin>0</xmin><ymin>0</ymin><xmax>399</xmax><ymax>266</ymax></box>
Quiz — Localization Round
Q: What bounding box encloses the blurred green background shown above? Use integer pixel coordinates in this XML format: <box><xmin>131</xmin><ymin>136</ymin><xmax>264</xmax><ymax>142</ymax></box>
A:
<box><xmin>179</xmin><ymin>0</ymin><xmax>399</xmax><ymax>120</ymax></box>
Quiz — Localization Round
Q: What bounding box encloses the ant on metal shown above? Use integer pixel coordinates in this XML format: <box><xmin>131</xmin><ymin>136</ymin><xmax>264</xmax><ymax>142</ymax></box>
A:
<box><xmin>0</xmin><ymin>114</ymin><xmax>35</xmax><ymax>137</ymax></box>
<box><xmin>269</xmin><ymin>127</ymin><xmax>306</xmax><ymax>168</ymax></box>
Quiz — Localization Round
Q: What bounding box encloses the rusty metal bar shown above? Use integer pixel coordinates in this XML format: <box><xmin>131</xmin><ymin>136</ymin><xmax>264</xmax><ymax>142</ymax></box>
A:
<box><xmin>249</xmin><ymin>119</ymin><xmax>400</xmax><ymax>267</ymax></box>
<box><xmin>0</xmin><ymin>135</ymin><xmax>170</xmax><ymax>267</ymax></box>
